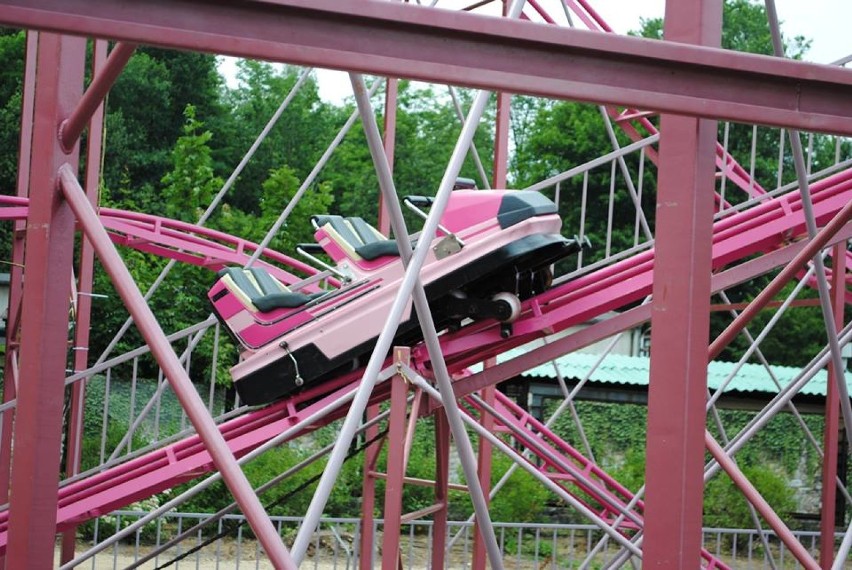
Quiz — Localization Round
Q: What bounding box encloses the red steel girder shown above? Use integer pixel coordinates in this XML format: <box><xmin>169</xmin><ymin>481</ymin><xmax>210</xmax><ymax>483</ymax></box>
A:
<box><xmin>644</xmin><ymin>2</ymin><xmax>720</xmax><ymax>566</ymax></box>
<box><xmin>6</xmin><ymin>32</ymin><xmax>86</xmax><ymax>569</ymax></box>
<box><xmin>1</xmin><ymin>0</ymin><xmax>852</xmax><ymax>134</ymax></box>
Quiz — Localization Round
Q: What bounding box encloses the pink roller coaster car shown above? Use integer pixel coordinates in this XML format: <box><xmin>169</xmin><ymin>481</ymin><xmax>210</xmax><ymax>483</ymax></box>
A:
<box><xmin>209</xmin><ymin>189</ymin><xmax>585</xmax><ymax>405</ymax></box>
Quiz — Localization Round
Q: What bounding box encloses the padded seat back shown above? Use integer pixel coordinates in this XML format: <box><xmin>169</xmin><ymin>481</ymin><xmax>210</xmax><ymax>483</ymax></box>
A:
<box><xmin>219</xmin><ymin>267</ymin><xmax>314</xmax><ymax>312</ymax></box>
<box><xmin>313</xmin><ymin>215</ymin><xmax>400</xmax><ymax>261</ymax></box>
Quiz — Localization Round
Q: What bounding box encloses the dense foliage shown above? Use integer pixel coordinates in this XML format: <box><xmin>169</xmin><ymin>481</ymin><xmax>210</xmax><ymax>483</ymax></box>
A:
<box><xmin>547</xmin><ymin>400</ymin><xmax>818</xmax><ymax>528</ymax></box>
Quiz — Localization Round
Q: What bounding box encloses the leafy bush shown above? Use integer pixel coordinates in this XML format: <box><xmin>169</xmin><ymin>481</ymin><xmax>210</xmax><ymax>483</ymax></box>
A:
<box><xmin>450</xmin><ymin>452</ymin><xmax>551</xmax><ymax>523</ymax></box>
<box><xmin>704</xmin><ymin>464</ymin><xmax>795</xmax><ymax>529</ymax></box>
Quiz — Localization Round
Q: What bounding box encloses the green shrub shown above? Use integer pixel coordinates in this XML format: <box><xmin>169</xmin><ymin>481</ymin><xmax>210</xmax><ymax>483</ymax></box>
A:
<box><xmin>451</xmin><ymin>452</ymin><xmax>551</xmax><ymax>523</ymax></box>
<box><xmin>703</xmin><ymin>464</ymin><xmax>795</xmax><ymax>528</ymax></box>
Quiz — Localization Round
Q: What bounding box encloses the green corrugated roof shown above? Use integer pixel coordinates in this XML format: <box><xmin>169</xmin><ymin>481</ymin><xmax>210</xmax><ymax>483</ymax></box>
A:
<box><xmin>489</xmin><ymin>342</ymin><xmax>852</xmax><ymax>397</ymax></box>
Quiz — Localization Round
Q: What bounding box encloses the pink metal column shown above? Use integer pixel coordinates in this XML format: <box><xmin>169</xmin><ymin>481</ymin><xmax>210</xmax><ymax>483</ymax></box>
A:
<box><xmin>471</xmin><ymin>381</ymin><xmax>496</xmax><ymax>570</ymax></box>
<box><xmin>0</xmin><ymin>31</ymin><xmax>37</xmax><ymax>513</ymax></box>
<box><xmin>377</xmin><ymin>77</ymin><xmax>399</xmax><ymax>236</ymax></box>
<box><xmin>643</xmin><ymin>1</ymin><xmax>721</xmax><ymax>567</ymax></box>
<box><xmin>6</xmin><ymin>32</ymin><xmax>86</xmax><ymax>569</ymax></box>
<box><xmin>60</xmin><ymin>38</ymin><xmax>109</xmax><ymax>564</ymax></box>
<box><xmin>380</xmin><ymin>348</ymin><xmax>411</xmax><ymax>570</ymax></box>
<box><xmin>472</xmin><ymin>42</ymin><xmax>512</xmax><ymax>565</ymax></box>
<box><xmin>820</xmin><ymin>243</ymin><xmax>847</xmax><ymax>567</ymax></box>
<box><xmin>359</xmin><ymin>401</ymin><xmax>382</xmax><ymax>569</ymax></box>
<box><xmin>431</xmin><ymin>409</ymin><xmax>451</xmax><ymax>570</ymax></box>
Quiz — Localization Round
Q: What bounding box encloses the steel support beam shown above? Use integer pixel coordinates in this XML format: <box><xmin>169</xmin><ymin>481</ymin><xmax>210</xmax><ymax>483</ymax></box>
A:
<box><xmin>431</xmin><ymin>409</ymin><xmax>450</xmax><ymax>570</ymax></box>
<box><xmin>821</xmin><ymin>244</ymin><xmax>847</xmax><ymax>568</ymax></box>
<box><xmin>58</xmin><ymin>167</ymin><xmax>296</xmax><ymax>569</ymax></box>
<box><xmin>377</xmin><ymin>77</ymin><xmax>398</xmax><ymax>236</ymax></box>
<box><xmin>380</xmin><ymin>349</ymin><xmax>410</xmax><ymax>570</ymax></box>
<box><xmin>359</xmin><ymin>402</ymin><xmax>382</xmax><ymax>570</ymax></box>
<box><xmin>0</xmin><ymin>31</ymin><xmax>37</xmax><ymax>520</ymax></box>
<box><xmin>2</xmin><ymin>0</ymin><xmax>852</xmax><ymax>134</ymax></box>
<box><xmin>6</xmin><ymin>32</ymin><xmax>85</xmax><ymax>570</ymax></box>
<box><xmin>643</xmin><ymin>1</ymin><xmax>721</xmax><ymax>567</ymax></box>
<box><xmin>471</xmin><ymin>382</ymin><xmax>496</xmax><ymax>570</ymax></box>
<box><xmin>59</xmin><ymin>41</ymin><xmax>135</xmax><ymax>151</ymax></box>
<box><xmin>60</xmin><ymin>38</ymin><xmax>109</xmax><ymax>565</ymax></box>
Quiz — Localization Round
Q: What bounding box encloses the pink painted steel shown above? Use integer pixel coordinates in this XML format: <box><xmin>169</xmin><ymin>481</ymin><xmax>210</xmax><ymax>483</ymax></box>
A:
<box><xmin>2</xmin><ymin>0</ymin><xmax>852</xmax><ymax>134</ymax></box>
<box><xmin>0</xmin><ymin>366</ymin><xmax>374</xmax><ymax>549</ymax></box>
<box><xmin>6</xmin><ymin>32</ymin><xmax>86</xmax><ymax>570</ymax></box>
<box><xmin>425</xmin><ymin>169</ymin><xmax>852</xmax><ymax>371</ymax></box>
<box><xmin>471</xmin><ymin>382</ymin><xmax>495</xmax><ymax>570</ymax></box>
<box><xmin>562</xmin><ymin>0</ymin><xmax>613</xmax><ymax>32</ymax></box>
<box><xmin>643</xmin><ymin>5</ymin><xmax>721</xmax><ymax>566</ymax></box>
<box><xmin>99</xmin><ymin>207</ymin><xmax>321</xmax><ymax>283</ymax></box>
<box><xmin>15</xmin><ymin>164</ymin><xmax>850</xmax><ymax>564</ymax></box>
<box><xmin>59</xmin><ymin>41</ymin><xmax>136</xmax><ymax>152</ymax></box>
<box><xmin>0</xmin><ymin>196</ymin><xmax>323</xmax><ymax>287</ymax></box>
<box><xmin>380</xmin><ymin>348</ymin><xmax>411</xmax><ymax>570</ymax></box>
<box><xmin>0</xmin><ymin>30</ymin><xmax>37</xmax><ymax>513</ymax></box>
<box><xmin>449</xmin><ymin>220</ymin><xmax>852</xmax><ymax>404</ymax></box>
<box><xmin>431</xmin><ymin>410</ymin><xmax>450</xmax><ymax>570</ymax></box>
<box><xmin>359</xmin><ymin>401</ymin><xmax>382</xmax><ymax>570</ymax></box>
<box><xmin>644</xmin><ymin>115</ymin><xmax>718</xmax><ymax>565</ymax></box>
<box><xmin>0</xmin><ymin>180</ymin><xmax>847</xmax><ymax>549</ymax></box>
<box><xmin>492</xmin><ymin>64</ymin><xmax>511</xmax><ymax>190</ymax></box>
<box><xmin>492</xmin><ymin>96</ymin><xmax>510</xmax><ymax>189</ymax></box>
<box><xmin>710</xmin><ymin>197</ymin><xmax>852</xmax><ymax>361</ymax></box>
<box><xmin>61</xmin><ymin>37</ymin><xmax>109</xmax><ymax>565</ymax></box>
<box><xmin>377</xmin><ymin>77</ymin><xmax>398</xmax><ymax>236</ymax></box>
<box><xmin>57</xmin><ymin>167</ymin><xmax>296</xmax><ymax>570</ymax></box>
<box><xmin>820</xmin><ymin>244</ymin><xmax>847</xmax><ymax>568</ymax></box>
<box><xmin>532</xmin><ymin>0</ymin><xmax>785</xmax><ymax>203</ymax></box>
<box><xmin>0</xmin><ymin>2</ymin><xmax>844</xmax><ymax>560</ymax></box>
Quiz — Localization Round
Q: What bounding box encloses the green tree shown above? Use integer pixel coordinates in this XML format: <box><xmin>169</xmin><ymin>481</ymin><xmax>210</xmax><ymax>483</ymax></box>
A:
<box><xmin>510</xmin><ymin>97</ymin><xmax>641</xmax><ymax>263</ymax></box>
<box><xmin>255</xmin><ymin>164</ymin><xmax>334</xmax><ymax>253</ymax></box>
<box><xmin>0</xmin><ymin>29</ymin><xmax>24</xmax><ymax>198</ymax></box>
<box><xmin>704</xmin><ymin>465</ymin><xmax>796</xmax><ymax>529</ymax></box>
<box><xmin>219</xmin><ymin>61</ymin><xmax>336</xmax><ymax>215</ymax></box>
<box><xmin>92</xmin><ymin>107</ymin><xmax>233</xmax><ymax>380</ymax></box>
<box><xmin>102</xmin><ymin>47</ymin><xmax>225</xmax><ymax>211</ymax></box>
<box><xmin>322</xmin><ymin>81</ymin><xmax>495</xmax><ymax>228</ymax></box>
<box><xmin>161</xmin><ymin>105</ymin><xmax>223</xmax><ymax>222</ymax></box>
<box><xmin>0</xmin><ymin>28</ymin><xmax>25</xmax><ymax>264</ymax></box>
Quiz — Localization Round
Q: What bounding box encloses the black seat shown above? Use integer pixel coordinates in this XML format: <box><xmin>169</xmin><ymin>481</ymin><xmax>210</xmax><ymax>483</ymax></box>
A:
<box><xmin>218</xmin><ymin>267</ymin><xmax>320</xmax><ymax>312</ymax></box>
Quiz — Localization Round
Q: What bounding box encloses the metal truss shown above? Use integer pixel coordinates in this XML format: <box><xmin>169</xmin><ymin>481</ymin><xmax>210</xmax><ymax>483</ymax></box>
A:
<box><xmin>0</xmin><ymin>0</ymin><xmax>849</xmax><ymax>569</ymax></box>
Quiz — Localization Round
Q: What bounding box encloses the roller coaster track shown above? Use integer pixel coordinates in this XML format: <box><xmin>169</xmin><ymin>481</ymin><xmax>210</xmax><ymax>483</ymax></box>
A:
<box><xmin>0</xmin><ymin>196</ymin><xmax>322</xmax><ymax>288</ymax></box>
<box><xmin>0</xmin><ymin>167</ymin><xmax>847</xmax><ymax>555</ymax></box>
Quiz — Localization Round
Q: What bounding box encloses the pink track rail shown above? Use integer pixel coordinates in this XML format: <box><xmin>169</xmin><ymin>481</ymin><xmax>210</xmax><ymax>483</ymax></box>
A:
<box><xmin>425</xmin><ymin>166</ymin><xmax>852</xmax><ymax>372</ymax></box>
<box><xmin>464</xmin><ymin>390</ymin><xmax>730</xmax><ymax>569</ymax></box>
<box><xmin>0</xmin><ymin>366</ymin><xmax>390</xmax><ymax>548</ymax></box>
<box><xmin>0</xmin><ymin>196</ymin><xmax>328</xmax><ymax>289</ymax></box>
<box><xmin>0</xmin><ymin>173</ymin><xmax>846</xmax><ymax>553</ymax></box>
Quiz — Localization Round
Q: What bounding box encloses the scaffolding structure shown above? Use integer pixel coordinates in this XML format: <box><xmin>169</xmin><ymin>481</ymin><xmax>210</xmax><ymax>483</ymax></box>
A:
<box><xmin>0</xmin><ymin>0</ymin><xmax>849</xmax><ymax>568</ymax></box>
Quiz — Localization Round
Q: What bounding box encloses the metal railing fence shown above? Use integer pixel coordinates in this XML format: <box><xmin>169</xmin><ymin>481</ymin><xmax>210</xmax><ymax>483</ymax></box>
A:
<box><xmin>72</xmin><ymin>511</ymin><xmax>851</xmax><ymax>569</ymax></box>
